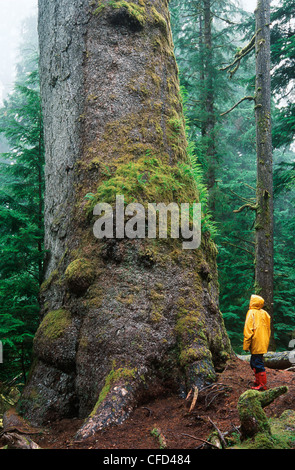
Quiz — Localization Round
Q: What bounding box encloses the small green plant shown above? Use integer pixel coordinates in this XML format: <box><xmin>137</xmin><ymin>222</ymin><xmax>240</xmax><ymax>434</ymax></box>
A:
<box><xmin>151</xmin><ymin>427</ymin><xmax>167</xmax><ymax>449</ymax></box>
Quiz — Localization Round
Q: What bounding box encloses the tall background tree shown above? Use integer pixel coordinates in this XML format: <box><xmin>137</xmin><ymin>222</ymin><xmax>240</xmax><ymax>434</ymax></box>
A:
<box><xmin>170</xmin><ymin>0</ymin><xmax>257</xmax><ymax>349</ymax></box>
<box><xmin>170</xmin><ymin>0</ymin><xmax>244</xmax><ymax>212</ymax></box>
<box><xmin>253</xmin><ymin>0</ymin><xmax>274</xmax><ymax>348</ymax></box>
<box><xmin>0</xmin><ymin>19</ymin><xmax>44</xmax><ymax>383</ymax></box>
<box><xmin>271</xmin><ymin>0</ymin><xmax>295</xmax><ymax>150</ymax></box>
<box><xmin>270</xmin><ymin>0</ymin><xmax>295</xmax><ymax>346</ymax></box>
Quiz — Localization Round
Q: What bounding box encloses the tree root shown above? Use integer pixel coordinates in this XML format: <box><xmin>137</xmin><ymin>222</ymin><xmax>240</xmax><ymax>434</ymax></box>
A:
<box><xmin>75</xmin><ymin>375</ymin><xmax>141</xmax><ymax>440</ymax></box>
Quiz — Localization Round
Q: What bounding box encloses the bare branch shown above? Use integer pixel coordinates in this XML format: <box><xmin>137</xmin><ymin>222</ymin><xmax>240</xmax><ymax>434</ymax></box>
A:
<box><xmin>208</xmin><ymin>417</ymin><xmax>227</xmax><ymax>449</ymax></box>
<box><xmin>221</xmin><ymin>96</ymin><xmax>255</xmax><ymax>117</ymax></box>
<box><xmin>229</xmin><ymin>188</ymin><xmax>256</xmax><ymax>204</ymax></box>
<box><xmin>180</xmin><ymin>433</ymin><xmax>219</xmax><ymax>449</ymax></box>
<box><xmin>220</xmin><ymin>30</ymin><xmax>260</xmax><ymax>77</ymax></box>
<box><xmin>240</xmin><ymin>182</ymin><xmax>256</xmax><ymax>192</ymax></box>
<box><xmin>220</xmin><ymin>33</ymin><xmax>256</xmax><ymax>71</ymax></box>
<box><xmin>232</xmin><ymin>235</ymin><xmax>255</xmax><ymax>246</ymax></box>
<box><xmin>212</xmin><ymin>12</ymin><xmax>238</xmax><ymax>25</ymax></box>
<box><xmin>233</xmin><ymin>203</ymin><xmax>258</xmax><ymax>213</ymax></box>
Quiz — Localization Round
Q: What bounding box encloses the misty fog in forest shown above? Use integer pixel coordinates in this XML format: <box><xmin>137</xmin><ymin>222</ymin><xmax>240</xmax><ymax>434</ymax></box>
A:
<box><xmin>0</xmin><ymin>0</ymin><xmax>37</xmax><ymax>104</ymax></box>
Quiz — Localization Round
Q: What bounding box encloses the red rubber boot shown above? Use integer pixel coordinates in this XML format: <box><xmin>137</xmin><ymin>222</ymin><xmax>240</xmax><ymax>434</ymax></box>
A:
<box><xmin>253</xmin><ymin>368</ymin><xmax>259</xmax><ymax>386</ymax></box>
<box><xmin>251</xmin><ymin>371</ymin><xmax>267</xmax><ymax>391</ymax></box>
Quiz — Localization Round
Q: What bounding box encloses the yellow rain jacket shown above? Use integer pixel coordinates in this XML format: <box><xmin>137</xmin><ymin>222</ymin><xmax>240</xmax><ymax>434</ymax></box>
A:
<box><xmin>243</xmin><ymin>295</ymin><xmax>271</xmax><ymax>354</ymax></box>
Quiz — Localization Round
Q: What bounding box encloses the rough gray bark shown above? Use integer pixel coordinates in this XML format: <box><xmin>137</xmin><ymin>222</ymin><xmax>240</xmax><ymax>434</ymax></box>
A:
<box><xmin>18</xmin><ymin>0</ymin><xmax>231</xmax><ymax>439</ymax></box>
<box><xmin>39</xmin><ymin>0</ymin><xmax>87</xmax><ymax>276</ymax></box>
<box><xmin>254</xmin><ymin>0</ymin><xmax>275</xmax><ymax>348</ymax></box>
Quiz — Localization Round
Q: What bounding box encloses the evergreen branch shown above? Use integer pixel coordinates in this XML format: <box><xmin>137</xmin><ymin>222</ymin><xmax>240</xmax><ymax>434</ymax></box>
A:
<box><xmin>240</xmin><ymin>182</ymin><xmax>256</xmax><ymax>192</ymax></box>
<box><xmin>229</xmin><ymin>189</ymin><xmax>256</xmax><ymax>204</ymax></box>
<box><xmin>232</xmin><ymin>235</ymin><xmax>255</xmax><ymax>246</ymax></box>
<box><xmin>220</xmin><ymin>96</ymin><xmax>255</xmax><ymax>117</ymax></box>
<box><xmin>221</xmin><ymin>241</ymin><xmax>254</xmax><ymax>257</ymax></box>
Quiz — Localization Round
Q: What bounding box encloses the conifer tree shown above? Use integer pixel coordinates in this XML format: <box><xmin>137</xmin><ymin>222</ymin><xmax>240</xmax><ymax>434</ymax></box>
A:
<box><xmin>271</xmin><ymin>0</ymin><xmax>295</xmax><ymax>150</ymax></box>
<box><xmin>0</xmin><ymin>61</ymin><xmax>44</xmax><ymax>382</ymax></box>
<box><xmin>170</xmin><ymin>0</ymin><xmax>243</xmax><ymax>211</ymax></box>
<box><xmin>254</xmin><ymin>0</ymin><xmax>274</xmax><ymax>348</ymax></box>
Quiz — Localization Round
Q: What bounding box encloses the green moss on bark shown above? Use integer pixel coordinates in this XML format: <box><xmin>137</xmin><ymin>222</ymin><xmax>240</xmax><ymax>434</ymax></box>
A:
<box><xmin>85</xmin><ymin>154</ymin><xmax>199</xmax><ymax>212</ymax></box>
<box><xmin>65</xmin><ymin>258</ymin><xmax>95</xmax><ymax>294</ymax></box>
<box><xmin>109</xmin><ymin>0</ymin><xmax>147</xmax><ymax>26</ymax></box>
<box><xmin>35</xmin><ymin>309</ymin><xmax>72</xmax><ymax>342</ymax></box>
<box><xmin>91</xmin><ymin>364</ymin><xmax>138</xmax><ymax>414</ymax></box>
<box><xmin>40</xmin><ymin>269</ymin><xmax>59</xmax><ymax>293</ymax></box>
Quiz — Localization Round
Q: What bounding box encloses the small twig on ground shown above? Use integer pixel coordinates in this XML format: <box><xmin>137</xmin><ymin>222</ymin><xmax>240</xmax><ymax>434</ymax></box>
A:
<box><xmin>205</xmin><ymin>391</ymin><xmax>222</xmax><ymax>408</ymax></box>
<box><xmin>185</xmin><ymin>389</ymin><xmax>192</xmax><ymax>401</ymax></box>
<box><xmin>189</xmin><ymin>386</ymin><xmax>199</xmax><ymax>413</ymax></box>
<box><xmin>180</xmin><ymin>433</ymin><xmax>219</xmax><ymax>449</ymax></box>
<box><xmin>141</xmin><ymin>407</ymin><xmax>153</xmax><ymax>417</ymax></box>
<box><xmin>203</xmin><ymin>384</ymin><xmax>232</xmax><ymax>409</ymax></box>
<box><xmin>230</xmin><ymin>424</ymin><xmax>242</xmax><ymax>436</ymax></box>
<box><xmin>208</xmin><ymin>417</ymin><xmax>227</xmax><ymax>449</ymax></box>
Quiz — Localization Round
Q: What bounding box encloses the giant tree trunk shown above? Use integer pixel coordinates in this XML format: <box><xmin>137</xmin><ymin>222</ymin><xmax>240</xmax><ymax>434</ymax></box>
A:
<box><xmin>18</xmin><ymin>0</ymin><xmax>231</xmax><ymax>438</ymax></box>
<box><xmin>254</xmin><ymin>0</ymin><xmax>275</xmax><ymax>349</ymax></box>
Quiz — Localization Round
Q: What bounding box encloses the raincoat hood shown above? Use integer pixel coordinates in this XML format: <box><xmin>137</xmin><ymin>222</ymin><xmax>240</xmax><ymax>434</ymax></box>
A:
<box><xmin>249</xmin><ymin>294</ymin><xmax>264</xmax><ymax>310</ymax></box>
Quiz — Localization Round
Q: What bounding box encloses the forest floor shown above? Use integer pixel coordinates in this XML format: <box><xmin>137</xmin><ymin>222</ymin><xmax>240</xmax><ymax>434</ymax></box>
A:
<box><xmin>2</xmin><ymin>356</ymin><xmax>294</xmax><ymax>451</ymax></box>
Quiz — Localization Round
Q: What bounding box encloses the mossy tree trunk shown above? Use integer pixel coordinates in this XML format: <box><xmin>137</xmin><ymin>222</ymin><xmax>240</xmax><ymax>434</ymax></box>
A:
<box><xmin>18</xmin><ymin>0</ymin><xmax>231</xmax><ymax>438</ymax></box>
<box><xmin>254</xmin><ymin>0</ymin><xmax>275</xmax><ymax>349</ymax></box>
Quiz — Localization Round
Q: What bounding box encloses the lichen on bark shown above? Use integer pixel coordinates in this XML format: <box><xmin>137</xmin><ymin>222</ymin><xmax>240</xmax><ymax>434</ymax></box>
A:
<box><xmin>18</xmin><ymin>0</ymin><xmax>231</xmax><ymax>436</ymax></box>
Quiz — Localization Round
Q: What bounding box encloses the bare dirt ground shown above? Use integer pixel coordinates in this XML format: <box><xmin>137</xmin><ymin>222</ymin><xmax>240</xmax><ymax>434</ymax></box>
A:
<box><xmin>3</xmin><ymin>356</ymin><xmax>293</xmax><ymax>451</ymax></box>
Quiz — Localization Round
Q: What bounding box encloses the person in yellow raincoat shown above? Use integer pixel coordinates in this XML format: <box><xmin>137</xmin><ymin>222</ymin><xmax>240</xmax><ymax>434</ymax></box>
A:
<box><xmin>243</xmin><ymin>294</ymin><xmax>271</xmax><ymax>390</ymax></box>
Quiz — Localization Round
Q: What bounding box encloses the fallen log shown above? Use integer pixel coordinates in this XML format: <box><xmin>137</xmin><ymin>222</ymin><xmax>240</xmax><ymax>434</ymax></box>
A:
<box><xmin>237</xmin><ymin>351</ymin><xmax>295</xmax><ymax>370</ymax></box>
<box><xmin>0</xmin><ymin>408</ymin><xmax>44</xmax><ymax>449</ymax></box>
<box><xmin>1</xmin><ymin>432</ymin><xmax>41</xmax><ymax>449</ymax></box>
